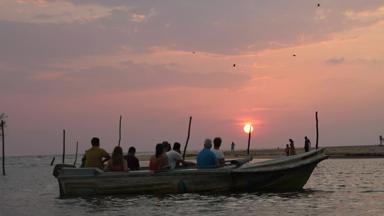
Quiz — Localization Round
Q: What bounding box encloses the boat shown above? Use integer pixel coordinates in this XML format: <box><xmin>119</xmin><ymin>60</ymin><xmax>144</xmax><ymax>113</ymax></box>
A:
<box><xmin>53</xmin><ymin>148</ymin><xmax>328</xmax><ymax>197</ymax></box>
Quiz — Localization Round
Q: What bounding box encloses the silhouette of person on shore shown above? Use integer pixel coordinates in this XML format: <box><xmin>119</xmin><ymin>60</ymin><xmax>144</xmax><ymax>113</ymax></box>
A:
<box><xmin>285</xmin><ymin>144</ymin><xmax>290</xmax><ymax>156</ymax></box>
<box><xmin>231</xmin><ymin>142</ymin><xmax>235</xmax><ymax>152</ymax></box>
<box><xmin>289</xmin><ymin>139</ymin><xmax>296</xmax><ymax>155</ymax></box>
<box><xmin>380</xmin><ymin>135</ymin><xmax>383</xmax><ymax>146</ymax></box>
<box><xmin>304</xmin><ymin>136</ymin><xmax>311</xmax><ymax>152</ymax></box>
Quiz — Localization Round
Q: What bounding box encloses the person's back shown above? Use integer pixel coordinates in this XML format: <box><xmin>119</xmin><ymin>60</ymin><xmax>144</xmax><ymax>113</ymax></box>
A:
<box><xmin>212</xmin><ymin>137</ymin><xmax>225</xmax><ymax>166</ymax></box>
<box><xmin>167</xmin><ymin>149</ymin><xmax>182</xmax><ymax>169</ymax></box>
<box><xmin>83</xmin><ymin>137</ymin><xmax>110</xmax><ymax>169</ymax></box>
<box><xmin>196</xmin><ymin>139</ymin><xmax>218</xmax><ymax>169</ymax></box>
<box><xmin>105</xmin><ymin>146</ymin><xmax>128</xmax><ymax>172</ymax></box>
<box><xmin>149</xmin><ymin>143</ymin><xmax>170</xmax><ymax>172</ymax></box>
<box><xmin>124</xmin><ymin>146</ymin><xmax>140</xmax><ymax>170</ymax></box>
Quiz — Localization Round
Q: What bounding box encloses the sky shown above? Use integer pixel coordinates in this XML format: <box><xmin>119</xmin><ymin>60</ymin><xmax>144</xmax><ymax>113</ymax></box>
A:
<box><xmin>1</xmin><ymin>0</ymin><xmax>383</xmax><ymax>156</ymax></box>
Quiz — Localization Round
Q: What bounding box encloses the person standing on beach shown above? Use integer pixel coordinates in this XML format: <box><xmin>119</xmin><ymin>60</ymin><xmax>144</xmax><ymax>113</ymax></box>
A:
<box><xmin>285</xmin><ymin>144</ymin><xmax>290</xmax><ymax>156</ymax></box>
<box><xmin>304</xmin><ymin>136</ymin><xmax>311</xmax><ymax>152</ymax></box>
<box><xmin>231</xmin><ymin>142</ymin><xmax>235</xmax><ymax>152</ymax></box>
<box><xmin>289</xmin><ymin>139</ymin><xmax>296</xmax><ymax>155</ymax></box>
<box><xmin>81</xmin><ymin>137</ymin><xmax>111</xmax><ymax>169</ymax></box>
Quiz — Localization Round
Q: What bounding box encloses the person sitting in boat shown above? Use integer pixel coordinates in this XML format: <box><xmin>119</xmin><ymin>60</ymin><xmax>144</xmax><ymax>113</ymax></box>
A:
<box><xmin>162</xmin><ymin>141</ymin><xmax>172</xmax><ymax>153</ymax></box>
<box><xmin>149</xmin><ymin>143</ymin><xmax>170</xmax><ymax>172</ymax></box>
<box><xmin>196</xmin><ymin>139</ymin><xmax>218</xmax><ymax>169</ymax></box>
<box><xmin>105</xmin><ymin>146</ymin><xmax>128</xmax><ymax>172</ymax></box>
<box><xmin>81</xmin><ymin>137</ymin><xmax>111</xmax><ymax>169</ymax></box>
<box><xmin>167</xmin><ymin>142</ymin><xmax>195</xmax><ymax>169</ymax></box>
<box><xmin>124</xmin><ymin>146</ymin><xmax>140</xmax><ymax>170</ymax></box>
<box><xmin>211</xmin><ymin>137</ymin><xmax>225</xmax><ymax>166</ymax></box>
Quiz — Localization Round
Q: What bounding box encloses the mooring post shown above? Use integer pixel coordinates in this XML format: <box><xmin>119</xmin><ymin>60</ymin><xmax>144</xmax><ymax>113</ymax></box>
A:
<box><xmin>247</xmin><ymin>130</ymin><xmax>251</xmax><ymax>155</ymax></box>
<box><xmin>118</xmin><ymin>115</ymin><xmax>122</xmax><ymax>146</ymax></box>
<box><xmin>62</xmin><ymin>129</ymin><xmax>66</xmax><ymax>164</ymax></box>
<box><xmin>315</xmin><ymin>112</ymin><xmax>319</xmax><ymax>149</ymax></box>
<box><xmin>182</xmin><ymin>116</ymin><xmax>192</xmax><ymax>160</ymax></box>
<box><xmin>1</xmin><ymin>120</ymin><xmax>5</xmax><ymax>176</ymax></box>
<box><xmin>73</xmin><ymin>141</ymin><xmax>79</xmax><ymax>166</ymax></box>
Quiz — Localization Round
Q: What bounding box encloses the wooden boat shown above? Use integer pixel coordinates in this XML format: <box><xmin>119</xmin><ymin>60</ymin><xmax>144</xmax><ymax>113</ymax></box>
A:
<box><xmin>53</xmin><ymin>149</ymin><xmax>328</xmax><ymax>197</ymax></box>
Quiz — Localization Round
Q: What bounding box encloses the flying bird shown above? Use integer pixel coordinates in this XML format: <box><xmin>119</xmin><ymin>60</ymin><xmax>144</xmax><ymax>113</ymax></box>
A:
<box><xmin>233</xmin><ymin>64</ymin><xmax>236</xmax><ymax>67</ymax></box>
<box><xmin>293</xmin><ymin>54</ymin><xmax>296</xmax><ymax>57</ymax></box>
<box><xmin>317</xmin><ymin>3</ymin><xmax>320</xmax><ymax>7</ymax></box>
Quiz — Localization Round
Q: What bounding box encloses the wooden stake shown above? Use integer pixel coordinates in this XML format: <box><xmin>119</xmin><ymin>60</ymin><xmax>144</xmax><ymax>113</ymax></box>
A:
<box><xmin>247</xmin><ymin>131</ymin><xmax>251</xmax><ymax>155</ymax></box>
<box><xmin>315</xmin><ymin>112</ymin><xmax>319</xmax><ymax>149</ymax></box>
<box><xmin>62</xmin><ymin>129</ymin><xmax>66</xmax><ymax>164</ymax></box>
<box><xmin>73</xmin><ymin>141</ymin><xmax>79</xmax><ymax>166</ymax></box>
<box><xmin>118</xmin><ymin>115</ymin><xmax>122</xmax><ymax>146</ymax></box>
<box><xmin>182</xmin><ymin>116</ymin><xmax>192</xmax><ymax>160</ymax></box>
<box><xmin>1</xmin><ymin>120</ymin><xmax>5</xmax><ymax>176</ymax></box>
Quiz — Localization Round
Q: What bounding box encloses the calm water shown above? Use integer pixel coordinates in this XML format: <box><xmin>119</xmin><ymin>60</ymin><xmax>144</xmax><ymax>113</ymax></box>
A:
<box><xmin>1</xmin><ymin>156</ymin><xmax>383</xmax><ymax>216</ymax></box>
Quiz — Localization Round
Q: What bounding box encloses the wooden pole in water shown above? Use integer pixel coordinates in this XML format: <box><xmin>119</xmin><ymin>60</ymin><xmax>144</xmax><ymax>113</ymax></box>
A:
<box><xmin>182</xmin><ymin>116</ymin><xmax>192</xmax><ymax>160</ymax></box>
<box><xmin>1</xmin><ymin>120</ymin><xmax>5</xmax><ymax>176</ymax></box>
<box><xmin>247</xmin><ymin>130</ymin><xmax>251</xmax><ymax>155</ymax></box>
<box><xmin>50</xmin><ymin>157</ymin><xmax>55</xmax><ymax>166</ymax></box>
<box><xmin>62</xmin><ymin>129</ymin><xmax>66</xmax><ymax>164</ymax></box>
<box><xmin>73</xmin><ymin>141</ymin><xmax>78</xmax><ymax>166</ymax></box>
<box><xmin>118</xmin><ymin>115</ymin><xmax>122</xmax><ymax>146</ymax></box>
<box><xmin>315</xmin><ymin>112</ymin><xmax>319</xmax><ymax>149</ymax></box>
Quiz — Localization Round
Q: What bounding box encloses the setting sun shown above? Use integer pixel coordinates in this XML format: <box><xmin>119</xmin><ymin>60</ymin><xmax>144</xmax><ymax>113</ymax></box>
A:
<box><xmin>243</xmin><ymin>123</ymin><xmax>254</xmax><ymax>134</ymax></box>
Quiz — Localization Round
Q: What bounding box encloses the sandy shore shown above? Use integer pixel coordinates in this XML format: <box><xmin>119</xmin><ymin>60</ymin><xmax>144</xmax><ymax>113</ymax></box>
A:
<box><xmin>136</xmin><ymin>145</ymin><xmax>384</xmax><ymax>160</ymax></box>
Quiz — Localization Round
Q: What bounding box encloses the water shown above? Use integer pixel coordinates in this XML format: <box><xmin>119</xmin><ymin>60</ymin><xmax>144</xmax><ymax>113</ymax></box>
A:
<box><xmin>1</xmin><ymin>156</ymin><xmax>383</xmax><ymax>216</ymax></box>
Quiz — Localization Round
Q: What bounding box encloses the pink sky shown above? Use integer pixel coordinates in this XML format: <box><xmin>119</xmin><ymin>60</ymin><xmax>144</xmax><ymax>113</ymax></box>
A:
<box><xmin>1</xmin><ymin>0</ymin><xmax>384</xmax><ymax>156</ymax></box>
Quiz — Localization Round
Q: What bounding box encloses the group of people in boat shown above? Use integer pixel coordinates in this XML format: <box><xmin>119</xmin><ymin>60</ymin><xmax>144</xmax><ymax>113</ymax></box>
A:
<box><xmin>81</xmin><ymin>137</ymin><xmax>140</xmax><ymax>172</ymax></box>
<box><xmin>81</xmin><ymin>136</ymin><xmax>227</xmax><ymax>172</ymax></box>
<box><xmin>285</xmin><ymin>136</ymin><xmax>312</xmax><ymax>156</ymax></box>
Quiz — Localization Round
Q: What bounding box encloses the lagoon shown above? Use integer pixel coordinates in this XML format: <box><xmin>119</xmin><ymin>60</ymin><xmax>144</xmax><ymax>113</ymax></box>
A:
<box><xmin>0</xmin><ymin>156</ymin><xmax>383</xmax><ymax>216</ymax></box>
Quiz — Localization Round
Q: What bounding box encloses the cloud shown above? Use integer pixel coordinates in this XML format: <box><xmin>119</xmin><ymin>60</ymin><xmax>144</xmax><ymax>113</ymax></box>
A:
<box><xmin>0</xmin><ymin>0</ymin><xmax>118</xmax><ymax>24</ymax></box>
<box><xmin>344</xmin><ymin>6</ymin><xmax>384</xmax><ymax>22</ymax></box>
<box><xmin>325</xmin><ymin>57</ymin><xmax>345</xmax><ymax>65</ymax></box>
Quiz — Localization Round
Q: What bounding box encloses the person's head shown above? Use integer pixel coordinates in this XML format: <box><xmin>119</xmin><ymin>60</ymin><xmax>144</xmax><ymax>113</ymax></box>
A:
<box><xmin>289</xmin><ymin>139</ymin><xmax>293</xmax><ymax>144</ymax></box>
<box><xmin>305</xmin><ymin>136</ymin><xmax>308</xmax><ymax>140</ymax></box>
<box><xmin>155</xmin><ymin>143</ymin><xmax>164</xmax><ymax>158</ymax></box>
<box><xmin>213</xmin><ymin>137</ymin><xmax>222</xmax><ymax>149</ymax></box>
<box><xmin>173</xmin><ymin>142</ymin><xmax>181</xmax><ymax>152</ymax></box>
<box><xmin>204</xmin><ymin>139</ymin><xmax>212</xmax><ymax>149</ymax></box>
<box><xmin>128</xmin><ymin>146</ymin><xmax>136</xmax><ymax>155</ymax></box>
<box><xmin>162</xmin><ymin>141</ymin><xmax>171</xmax><ymax>152</ymax></box>
<box><xmin>112</xmin><ymin>146</ymin><xmax>123</xmax><ymax>165</ymax></box>
<box><xmin>91</xmin><ymin>137</ymin><xmax>100</xmax><ymax>147</ymax></box>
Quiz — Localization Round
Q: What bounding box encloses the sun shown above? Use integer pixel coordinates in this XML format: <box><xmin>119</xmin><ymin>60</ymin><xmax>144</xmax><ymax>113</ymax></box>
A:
<box><xmin>243</xmin><ymin>123</ymin><xmax>254</xmax><ymax>134</ymax></box>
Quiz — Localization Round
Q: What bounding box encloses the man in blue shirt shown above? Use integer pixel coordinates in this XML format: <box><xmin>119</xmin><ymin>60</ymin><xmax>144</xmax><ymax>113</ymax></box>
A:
<box><xmin>196</xmin><ymin>139</ymin><xmax>218</xmax><ymax>169</ymax></box>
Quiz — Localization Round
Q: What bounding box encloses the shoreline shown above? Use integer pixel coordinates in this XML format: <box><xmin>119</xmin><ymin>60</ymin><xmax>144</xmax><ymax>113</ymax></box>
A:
<box><xmin>134</xmin><ymin>145</ymin><xmax>384</xmax><ymax>161</ymax></box>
